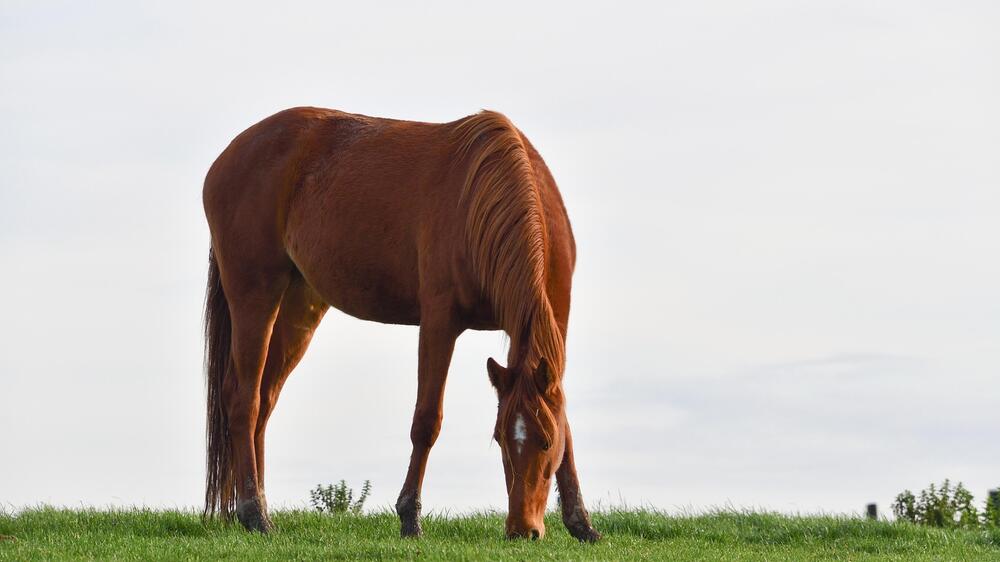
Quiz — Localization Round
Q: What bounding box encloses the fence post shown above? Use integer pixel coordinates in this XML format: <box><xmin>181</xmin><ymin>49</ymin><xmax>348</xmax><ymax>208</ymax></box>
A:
<box><xmin>866</xmin><ymin>503</ymin><xmax>877</xmax><ymax>520</ymax></box>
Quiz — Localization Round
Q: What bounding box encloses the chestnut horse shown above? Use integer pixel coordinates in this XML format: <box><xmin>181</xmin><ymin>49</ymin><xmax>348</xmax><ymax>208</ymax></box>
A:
<box><xmin>202</xmin><ymin>107</ymin><xmax>598</xmax><ymax>541</ymax></box>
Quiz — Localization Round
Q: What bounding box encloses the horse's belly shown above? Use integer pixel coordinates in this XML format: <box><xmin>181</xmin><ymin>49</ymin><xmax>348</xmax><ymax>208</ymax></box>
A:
<box><xmin>291</xmin><ymin>245</ymin><xmax>421</xmax><ymax>325</ymax></box>
<box><xmin>284</xmin><ymin>206</ymin><xmax>422</xmax><ymax>326</ymax></box>
<box><xmin>311</xmin><ymin>268</ymin><xmax>421</xmax><ymax>325</ymax></box>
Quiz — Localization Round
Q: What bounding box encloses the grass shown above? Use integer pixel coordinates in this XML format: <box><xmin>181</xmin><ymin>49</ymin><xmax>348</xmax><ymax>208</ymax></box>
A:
<box><xmin>2</xmin><ymin>507</ymin><xmax>999</xmax><ymax>561</ymax></box>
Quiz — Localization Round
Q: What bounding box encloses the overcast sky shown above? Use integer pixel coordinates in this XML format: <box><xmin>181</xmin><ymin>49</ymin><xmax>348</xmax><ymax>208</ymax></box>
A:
<box><xmin>1</xmin><ymin>1</ymin><xmax>998</xmax><ymax>517</ymax></box>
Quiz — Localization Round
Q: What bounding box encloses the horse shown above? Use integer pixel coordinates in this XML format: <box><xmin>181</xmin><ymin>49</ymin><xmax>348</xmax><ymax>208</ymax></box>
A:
<box><xmin>202</xmin><ymin>106</ymin><xmax>599</xmax><ymax>541</ymax></box>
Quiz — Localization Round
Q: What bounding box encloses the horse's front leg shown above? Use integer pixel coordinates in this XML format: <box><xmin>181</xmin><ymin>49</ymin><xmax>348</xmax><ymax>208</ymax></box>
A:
<box><xmin>556</xmin><ymin>421</ymin><xmax>601</xmax><ymax>542</ymax></box>
<box><xmin>396</xmin><ymin>303</ymin><xmax>461</xmax><ymax>537</ymax></box>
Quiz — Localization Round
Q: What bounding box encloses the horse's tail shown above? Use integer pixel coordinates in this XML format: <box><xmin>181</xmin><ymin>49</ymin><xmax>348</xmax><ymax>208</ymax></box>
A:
<box><xmin>204</xmin><ymin>247</ymin><xmax>235</xmax><ymax>520</ymax></box>
<box><xmin>454</xmin><ymin>111</ymin><xmax>565</xmax><ymax>376</ymax></box>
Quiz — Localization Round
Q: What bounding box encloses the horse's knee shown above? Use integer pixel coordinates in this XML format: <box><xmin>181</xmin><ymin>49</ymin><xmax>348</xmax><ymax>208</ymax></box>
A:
<box><xmin>225</xmin><ymin>391</ymin><xmax>260</xmax><ymax>436</ymax></box>
<box><xmin>410</xmin><ymin>408</ymin><xmax>443</xmax><ymax>448</ymax></box>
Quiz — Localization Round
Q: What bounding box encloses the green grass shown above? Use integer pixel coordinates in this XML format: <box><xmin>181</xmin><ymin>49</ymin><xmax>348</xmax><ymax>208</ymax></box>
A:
<box><xmin>2</xmin><ymin>508</ymin><xmax>999</xmax><ymax>561</ymax></box>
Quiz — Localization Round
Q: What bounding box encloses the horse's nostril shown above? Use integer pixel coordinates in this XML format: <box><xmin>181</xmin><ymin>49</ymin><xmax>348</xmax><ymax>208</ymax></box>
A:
<box><xmin>530</xmin><ymin>529</ymin><xmax>540</xmax><ymax>540</ymax></box>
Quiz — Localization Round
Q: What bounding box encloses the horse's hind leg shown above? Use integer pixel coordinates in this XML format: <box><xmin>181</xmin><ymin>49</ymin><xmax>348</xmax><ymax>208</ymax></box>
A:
<box><xmin>220</xmin><ymin>265</ymin><xmax>291</xmax><ymax>533</ymax></box>
<box><xmin>254</xmin><ymin>275</ymin><xmax>328</xmax><ymax>494</ymax></box>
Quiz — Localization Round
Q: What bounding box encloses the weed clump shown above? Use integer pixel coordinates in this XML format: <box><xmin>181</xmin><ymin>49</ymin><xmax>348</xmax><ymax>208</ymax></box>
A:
<box><xmin>309</xmin><ymin>480</ymin><xmax>372</xmax><ymax>514</ymax></box>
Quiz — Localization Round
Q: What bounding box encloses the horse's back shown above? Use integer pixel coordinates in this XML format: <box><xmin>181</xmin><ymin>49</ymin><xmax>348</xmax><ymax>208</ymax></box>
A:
<box><xmin>205</xmin><ymin>107</ymin><xmax>467</xmax><ymax>324</ymax></box>
<box><xmin>283</xmin><ymin>111</ymin><xmax>463</xmax><ymax>324</ymax></box>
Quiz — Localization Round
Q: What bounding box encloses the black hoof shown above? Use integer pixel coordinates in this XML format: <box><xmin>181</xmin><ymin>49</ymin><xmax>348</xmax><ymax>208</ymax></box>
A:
<box><xmin>400</xmin><ymin>518</ymin><xmax>423</xmax><ymax>538</ymax></box>
<box><xmin>568</xmin><ymin>525</ymin><xmax>601</xmax><ymax>543</ymax></box>
<box><xmin>396</xmin><ymin>492</ymin><xmax>422</xmax><ymax>538</ymax></box>
<box><xmin>236</xmin><ymin>496</ymin><xmax>273</xmax><ymax>534</ymax></box>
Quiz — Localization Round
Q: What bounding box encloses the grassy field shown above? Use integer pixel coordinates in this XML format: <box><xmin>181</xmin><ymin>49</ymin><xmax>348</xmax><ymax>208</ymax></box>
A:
<box><xmin>2</xmin><ymin>508</ymin><xmax>999</xmax><ymax>561</ymax></box>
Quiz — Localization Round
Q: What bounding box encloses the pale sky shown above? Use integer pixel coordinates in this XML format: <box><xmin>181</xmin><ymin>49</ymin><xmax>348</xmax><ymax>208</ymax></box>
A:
<box><xmin>1</xmin><ymin>1</ymin><xmax>998</xmax><ymax>517</ymax></box>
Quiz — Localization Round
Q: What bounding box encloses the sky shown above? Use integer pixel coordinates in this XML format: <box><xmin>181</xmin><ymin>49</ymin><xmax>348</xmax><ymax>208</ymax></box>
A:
<box><xmin>1</xmin><ymin>1</ymin><xmax>998</xmax><ymax>518</ymax></box>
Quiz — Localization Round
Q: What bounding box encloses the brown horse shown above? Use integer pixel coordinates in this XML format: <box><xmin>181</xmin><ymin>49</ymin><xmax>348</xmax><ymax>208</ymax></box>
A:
<box><xmin>202</xmin><ymin>107</ymin><xmax>599</xmax><ymax>541</ymax></box>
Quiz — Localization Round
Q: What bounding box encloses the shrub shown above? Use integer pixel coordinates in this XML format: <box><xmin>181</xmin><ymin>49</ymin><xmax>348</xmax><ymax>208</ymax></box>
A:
<box><xmin>310</xmin><ymin>480</ymin><xmax>372</xmax><ymax>514</ymax></box>
<box><xmin>893</xmin><ymin>480</ymin><xmax>995</xmax><ymax>529</ymax></box>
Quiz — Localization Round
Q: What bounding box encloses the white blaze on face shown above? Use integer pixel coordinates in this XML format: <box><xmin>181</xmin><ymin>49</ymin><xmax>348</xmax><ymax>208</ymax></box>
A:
<box><xmin>513</xmin><ymin>413</ymin><xmax>527</xmax><ymax>455</ymax></box>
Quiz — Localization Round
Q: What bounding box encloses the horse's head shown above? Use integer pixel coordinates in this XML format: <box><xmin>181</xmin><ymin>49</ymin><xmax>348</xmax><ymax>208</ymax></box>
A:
<box><xmin>487</xmin><ymin>356</ymin><xmax>565</xmax><ymax>539</ymax></box>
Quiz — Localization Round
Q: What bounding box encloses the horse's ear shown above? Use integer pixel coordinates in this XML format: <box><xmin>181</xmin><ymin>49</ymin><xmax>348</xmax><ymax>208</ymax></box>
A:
<box><xmin>487</xmin><ymin>357</ymin><xmax>511</xmax><ymax>393</ymax></box>
<box><xmin>534</xmin><ymin>357</ymin><xmax>553</xmax><ymax>394</ymax></box>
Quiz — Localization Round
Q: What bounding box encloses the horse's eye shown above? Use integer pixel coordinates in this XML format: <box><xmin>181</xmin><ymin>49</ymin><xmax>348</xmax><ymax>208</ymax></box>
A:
<box><xmin>542</xmin><ymin>442</ymin><xmax>550</xmax><ymax>451</ymax></box>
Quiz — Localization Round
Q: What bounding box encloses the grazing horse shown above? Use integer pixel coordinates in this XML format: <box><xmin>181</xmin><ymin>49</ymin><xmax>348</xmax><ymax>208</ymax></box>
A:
<box><xmin>202</xmin><ymin>107</ymin><xmax>599</xmax><ymax>541</ymax></box>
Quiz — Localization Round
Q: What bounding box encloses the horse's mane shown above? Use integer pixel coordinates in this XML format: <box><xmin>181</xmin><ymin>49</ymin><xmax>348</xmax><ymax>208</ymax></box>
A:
<box><xmin>453</xmin><ymin>111</ymin><xmax>566</xmax><ymax>382</ymax></box>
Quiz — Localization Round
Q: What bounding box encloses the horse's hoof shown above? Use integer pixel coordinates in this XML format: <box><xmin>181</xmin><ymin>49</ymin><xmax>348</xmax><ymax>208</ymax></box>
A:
<box><xmin>400</xmin><ymin>519</ymin><xmax>422</xmax><ymax>538</ymax></box>
<box><xmin>568</xmin><ymin>524</ymin><xmax>601</xmax><ymax>543</ymax></box>
<box><xmin>236</xmin><ymin>496</ymin><xmax>273</xmax><ymax>534</ymax></box>
<box><xmin>396</xmin><ymin>491</ymin><xmax>422</xmax><ymax>538</ymax></box>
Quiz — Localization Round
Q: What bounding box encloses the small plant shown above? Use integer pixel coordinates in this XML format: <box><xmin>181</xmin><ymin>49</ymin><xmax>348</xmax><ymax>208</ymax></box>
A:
<box><xmin>893</xmin><ymin>480</ymin><xmax>991</xmax><ymax>529</ymax></box>
<box><xmin>952</xmin><ymin>482</ymin><xmax>978</xmax><ymax>528</ymax></box>
<box><xmin>892</xmin><ymin>489</ymin><xmax>917</xmax><ymax>523</ymax></box>
<box><xmin>310</xmin><ymin>480</ymin><xmax>372</xmax><ymax>514</ymax></box>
